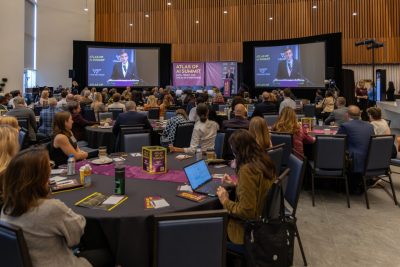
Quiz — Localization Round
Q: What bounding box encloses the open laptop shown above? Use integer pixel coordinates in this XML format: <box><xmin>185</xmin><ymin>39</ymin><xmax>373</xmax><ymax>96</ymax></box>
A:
<box><xmin>183</xmin><ymin>160</ymin><xmax>221</xmax><ymax>197</ymax></box>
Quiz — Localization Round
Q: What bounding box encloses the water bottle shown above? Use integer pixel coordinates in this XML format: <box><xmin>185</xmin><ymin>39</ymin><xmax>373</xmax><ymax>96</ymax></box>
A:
<box><xmin>195</xmin><ymin>147</ymin><xmax>202</xmax><ymax>161</ymax></box>
<box><xmin>67</xmin><ymin>154</ymin><xmax>75</xmax><ymax>176</ymax></box>
<box><xmin>114</xmin><ymin>162</ymin><xmax>125</xmax><ymax>195</ymax></box>
<box><xmin>84</xmin><ymin>164</ymin><xmax>92</xmax><ymax>187</ymax></box>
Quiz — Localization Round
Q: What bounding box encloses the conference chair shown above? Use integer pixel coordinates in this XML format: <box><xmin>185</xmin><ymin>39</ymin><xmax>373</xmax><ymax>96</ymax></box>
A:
<box><xmin>309</xmin><ymin>135</ymin><xmax>349</xmax><ymax>208</ymax></box>
<box><xmin>384</xmin><ymin>119</ymin><xmax>391</xmax><ymax>127</ymax></box>
<box><xmin>214</xmin><ymin>132</ymin><xmax>225</xmax><ymax>159</ymax></box>
<box><xmin>153</xmin><ymin>210</ymin><xmax>228</xmax><ymax>267</ymax></box>
<box><xmin>165</xmin><ymin>110</ymin><xmax>175</xmax><ymax>120</ymax></box>
<box><xmin>116</xmin><ymin>125</ymin><xmax>147</xmax><ymax>151</ymax></box>
<box><xmin>263</xmin><ymin>114</ymin><xmax>279</xmax><ymax>126</ymax></box>
<box><xmin>266</xmin><ymin>143</ymin><xmax>285</xmax><ymax>176</ymax></box>
<box><xmin>82</xmin><ymin>106</ymin><xmax>96</xmax><ymax>122</ymax></box>
<box><xmin>218</xmin><ymin>104</ymin><xmax>228</xmax><ymax>112</ymax></box>
<box><xmin>17</xmin><ymin>117</ymin><xmax>29</xmax><ymax>130</ymax></box>
<box><xmin>0</xmin><ymin>221</ymin><xmax>32</xmax><ymax>267</ymax></box>
<box><xmin>362</xmin><ymin>135</ymin><xmax>398</xmax><ymax>209</ymax></box>
<box><xmin>173</xmin><ymin>122</ymin><xmax>195</xmax><ymax>148</ymax></box>
<box><xmin>123</xmin><ymin>132</ymin><xmax>151</xmax><ymax>153</ymax></box>
<box><xmin>270</xmin><ymin>132</ymin><xmax>293</xmax><ymax>171</ymax></box>
<box><xmin>108</xmin><ymin>108</ymin><xmax>124</xmax><ymax>120</ymax></box>
<box><xmin>148</xmin><ymin>108</ymin><xmax>160</xmax><ymax>120</ymax></box>
<box><xmin>98</xmin><ymin>112</ymin><xmax>113</xmax><ymax>121</ymax></box>
<box><xmin>285</xmin><ymin>153</ymin><xmax>308</xmax><ymax>266</ymax></box>
<box><xmin>303</xmin><ymin>104</ymin><xmax>316</xmax><ymax>118</ymax></box>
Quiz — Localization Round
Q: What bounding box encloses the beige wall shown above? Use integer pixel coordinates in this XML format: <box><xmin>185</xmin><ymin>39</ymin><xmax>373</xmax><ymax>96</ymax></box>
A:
<box><xmin>0</xmin><ymin>1</ymin><xmax>25</xmax><ymax>93</ymax></box>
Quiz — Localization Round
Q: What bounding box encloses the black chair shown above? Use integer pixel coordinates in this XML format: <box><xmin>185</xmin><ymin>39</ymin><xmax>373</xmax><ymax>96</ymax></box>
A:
<box><xmin>165</xmin><ymin>110</ymin><xmax>175</xmax><ymax>120</ymax></box>
<box><xmin>108</xmin><ymin>108</ymin><xmax>124</xmax><ymax>120</ymax></box>
<box><xmin>214</xmin><ymin>132</ymin><xmax>225</xmax><ymax>159</ymax></box>
<box><xmin>148</xmin><ymin>108</ymin><xmax>160</xmax><ymax>120</ymax></box>
<box><xmin>82</xmin><ymin>107</ymin><xmax>96</xmax><ymax>122</ymax></box>
<box><xmin>0</xmin><ymin>221</ymin><xmax>33</xmax><ymax>267</ymax></box>
<box><xmin>173</xmin><ymin>122</ymin><xmax>195</xmax><ymax>148</ymax></box>
<box><xmin>362</xmin><ymin>135</ymin><xmax>398</xmax><ymax>209</ymax></box>
<box><xmin>98</xmin><ymin>112</ymin><xmax>113</xmax><ymax>121</ymax></box>
<box><xmin>17</xmin><ymin>117</ymin><xmax>29</xmax><ymax>130</ymax></box>
<box><xmin>153</xmin><ymin>210</ymin><xmax>228</xmax><ymax>267</ymax></box>
<box><xmin>303</xmin><ymin>104</ymin><xmax>316</xmax><ymax>118</ymax></box>
<box><xmin>309</xmin><ymin>135</ymin><xmax>349</xmax><ymax>208</ymax></box>
<box><xmin>116</xmin><ymin>126</ymin><xmax>147</xmax><ymax>151</ymax></box>
<box><xmin>384</xmin><ymin>118</ymin><xmax>391</xmax><ymax>127</ymax></box>
<box><xmin>266</xmin><ymin>143</ymin><xmax>285</xmax><ymax>176</ymax></box>
<box><xmin>123</xmin><ymin>132</ymin><xmax>151</xmax><ymax>153</ymax></box>
<box><xmin>221</xmin><ymin>128</ymin><xmax>236</xmax><ymax>160</ymax></box>
<box><xmin>263</xmin><ymin>114</ymin><xmax>279</xmax><ymax>126</ymax></box>
<box><xmin>285</xmin><ymin>153</ymin><xmax>308</xmax><ymax>266</ymax></box>
<box><xmin>270</xmin><ymin>132</ymin><xmax>293</xmax><ymax>170</ymax></box>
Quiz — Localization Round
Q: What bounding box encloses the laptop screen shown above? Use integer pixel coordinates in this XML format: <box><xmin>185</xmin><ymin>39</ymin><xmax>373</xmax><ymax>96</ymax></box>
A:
<box><xmin>184</xmin><ymin>160</ymin><xmax>212</xmax><ymax>189</ymax></box>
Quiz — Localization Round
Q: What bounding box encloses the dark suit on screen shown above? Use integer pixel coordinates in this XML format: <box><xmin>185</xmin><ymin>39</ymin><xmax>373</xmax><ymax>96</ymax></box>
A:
<box><xmin>110</xmin><ymin>62</ymin><xmax>137</xmax><ymax>80</ymax></box>
<box><xmin>337</xmin><ymin>119</ymin><xmax>374</xmax><ymax>173</ymax></box>
<box><xmin>276</xmin><ymin>59</ymin><xmax>302</xmax><ymax>79</ymax></box>
<box><xmin>112</xmin><ymin>111</ymin><xmax>151</xmax><ymax>137</ymax></box>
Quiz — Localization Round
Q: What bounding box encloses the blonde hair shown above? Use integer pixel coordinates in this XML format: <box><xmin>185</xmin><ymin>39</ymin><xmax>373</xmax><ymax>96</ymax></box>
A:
<box><xmin>249</xmin><ymin>116</ymin><xmax>271</xmax><ymax>150</ymax></box>
<box><xmin>0</xmin><ymin>116</ymin><xmax>19</xmax><ymax>130</ymax></box>
<box><xmin>94</xmin><ymin>92</ymin><xmax>103</xmax><ymax>103</ymax></box>
<box><xmin>41</xmin><ymin>90</ymin><xmax>49</xmax><ymax>99</ymax></box>
<box><xmin>0</xmin><ymin>125</ymin><xmax>20</xmax><ymax>174</ymax></box>
<box><xmin>147</xmin><ymin>95</ymin><xmax>158</xmax><ymax>107</ymax></box>
<box><xmin>273</xmin><ymin>107</ymin><xmax>299</xmax><ymax>134</ymax></box>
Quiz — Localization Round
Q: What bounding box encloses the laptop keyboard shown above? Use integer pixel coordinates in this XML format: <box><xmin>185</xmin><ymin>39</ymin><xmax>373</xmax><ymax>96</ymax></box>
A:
<box><xmin>199</xmin><ymin>181</ymin><xmax>219</xmax><ymax>194</ymax></box>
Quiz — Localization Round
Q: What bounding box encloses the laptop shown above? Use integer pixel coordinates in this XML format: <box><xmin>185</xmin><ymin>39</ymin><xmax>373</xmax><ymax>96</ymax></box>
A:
<box><xmin>183</xmin><ymin>160</ymin><xmax>221</xmax><ymax>197</ymax></box>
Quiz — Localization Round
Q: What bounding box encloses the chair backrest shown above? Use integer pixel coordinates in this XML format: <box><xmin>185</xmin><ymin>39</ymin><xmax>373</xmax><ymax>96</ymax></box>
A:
<box><xmin>0</xmin><ymin>221</ymin><xmax>32</xmax><ymax>267</ymax></box>
<box><xmin>221</xmin><ymin>128</ymin><xmax>237</xmax><ymax>160</ymax></box>
<box><xmin>266</xmin><ymin>143</ymin><xmax>285</xmax><ymax>175</ymax></box>
<box><xmin>218</xmin><ymin>104</ymin><xmax>228</xmax><ymax>112</ymax></box>
<box><xmin>303</xmin><ymin>104</ymin><xmax>316</xmax><ymax>117</ymax></box>
<box><xmin>263</xmin><ymin>114</ymin><xmax>279</xmax><ymax>126</ymax></box>
<box><xmin>314</xmin><ymin>135</ymin><xmax>346</xmax><ymax>171</ymax></box>
<box><xmin>98</xmin><ymin>112</ymin><xmax>113</xmax><ymax>121</ymax></box>
<box><xmin>108</xmin><ymin>108</ymin><xmax>124</xmax><ymax>120</ymax></box>
<box><xmin>165</xmin><ymin>110</ymin><xmax>175</xmax><ymax>120</ymax></box>
<box><xmin>153</xmin><ymin>210</ymin><xmax>227</xmax><ymax>267</ymax></box>
<box><xmin>18</xmin><ymin>129</ymin><xmax>29</xmax><ymax>150</ymax></box>
<box><xmin>263</xmin><ymin>168</ymin><xmax>290</xmax><ymax>220</ymax></box>
<box><xmin>285</xmin><ymin>153</ymin><xmax>307</xmax><ymax>216</ymax></box>
<box><xmin>270</xmin><ymin>132</ymin><xmax>293</xmax><ymax>168</ymax></box>
<box><xmin>173</xmin><ymin>122</ymin><xmax>195</xmax><ymax>148</ymax></box>
<box><xmin>214</xmin><ymin>132</ymin><xmax>225</xmax><ymax>159</ymax></box>
<box><xmin>364</xmin><ymin>135</ymin><xmax>394</xmax><ymax>176</ymax></box>
<box><xmin>384</xmin><ymin>119</ymin><xmax>391</xmax><ymax>127</ymax></box>
<box><xmin>122</xmin><ymin>132</ymin><xmax>151</xmax><ymax>153</ymax></box>
<box><xmin>83</xmin><ymin>107</ymin><xmax>96</xmax><ymax>122</ymax></box>
<box><xmin>17</xmin><ymin>117</ymin><xmax>29</xmax><ymax>130</ymax></box>
<box><xmin>148</xmin><ymin>108</ymin><xmax>160</xmax><ymax>120</ymax></box>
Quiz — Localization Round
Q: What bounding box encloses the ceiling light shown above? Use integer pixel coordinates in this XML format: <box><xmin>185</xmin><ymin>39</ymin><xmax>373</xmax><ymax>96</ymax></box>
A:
<box><xmin>312</xmin><ymin>5</ymin><xmax>317</xmax><ymax>9</ymax></box>
<box><xmin>129</xmin><ymin>23</ymin><xmax>133</xmax><ymax>26</ymax></box>
<box><xmin>83</xmin><ymin>0</ymin><xmax>88</xmax><ymax>11</ymax></box>
<box><xmin>167</xmin><ymin>2</ymin><xmax>172</xmax><ymax>6</ymax></box>
<box><xmin>223</xmin><ymin>10</ymin><xmax>228</xmax><ymax>14</ymax></box>
<box><xmin>145</xmin><ymin>14</ymin><xmax>150</xmax><ymax>18</ymax></box>
<box><xmin>352</xmin><ymin>12</ymin><xmax>357</xmax><ymax>16</ymax></box>
<box><xmin>195</xmin><ymin>20</ymin><xmax>199</xmax><ymax>24</ymax></box>
<box><xmin>269</xmin><ymin>17</ymin><xmax>273</xmax><ymax>20</ymax></box>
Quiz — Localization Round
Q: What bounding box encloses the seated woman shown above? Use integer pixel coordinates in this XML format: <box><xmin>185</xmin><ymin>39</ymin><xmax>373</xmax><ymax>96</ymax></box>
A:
<box><xmin>367</xmin><ymin>107</ymin><xmax>390</xmax><ymax>135</ymax></box>
<box><xmin>249</xmin><ymin>116</ymin><xmax>272</xmax><ymax>150</ymax></box>
<box><xmin>216</xmin><ymin>129</ymin><xmax>275</xmax><ymax>244</ymax></box>
<box><xmin>39</xmin><ymin>89</ymin><xmax>50</xmax><ymax>106</ymax></box>
<box><xmin>68</xmin><ymin>101</ymin><xmax>97</xmax><ymax>141</ymax></box>
<box><xmin>316</xmin><ymin>90</ymin><xmax>334</xmax><ymax>120</ymax></box>
<box><xmin>160</xmin><ymin>109</ymin><xmax>189</xmax><ymax>146</ymax></box>
<box><xmin>169</xmin><ymin>103</ymin><xmax>219</xmax><ymax>154</ymax></box>
<box><xmin>51</xmin><ymin>111</ymin><xmax>88</xmax><ymax>167</ymax></box>
<box><xmin>143</xmin><ymin>95</ymin><xmax>159</xmax><ymax>111</ymax></box>
<box><xmin>0</xmin><ymin>115</ymin><xmax>26</xmax><ymax>146</ymax></box>
<box><xmin>272</xmin><ymin>107</ymin><xmax>315</xmax><ymax>156</ymax></box>
<box><xmin>107</xmin><ymin>93</ymin><xmax>126</xmax><ymax>112</ymax></box>
<box><xmin>159</xmin><ymin>94</ymin><xmax>174</xmax><ymax>118</ymax></box>
<box><xmin>0</xmin><ymin>147</ymin><xmax>112</xmax><ymax>267</ymax></box>
<box><xmin>212</xmin><ymin>89</ymin><xmax>225</xmax><ymax>104</ymax></box>
<box><xmin>0</xmin><ymin>125</ymin><xmax>19</xmax><ymax>176</ymax></box>
<box><xmin>90</xmin><ymin>92</ymin><xmax>107</xmax><ymax>121</ymax></box>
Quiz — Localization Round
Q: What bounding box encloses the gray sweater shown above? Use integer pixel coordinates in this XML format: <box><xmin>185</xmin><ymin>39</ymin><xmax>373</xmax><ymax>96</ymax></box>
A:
<box><xmin>1</xmin><ymin>199</ymin><xmax>91</xmax><ymax>267</ymax></box>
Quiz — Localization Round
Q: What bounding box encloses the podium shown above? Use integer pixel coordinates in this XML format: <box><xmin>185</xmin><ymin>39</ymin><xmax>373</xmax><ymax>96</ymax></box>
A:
<box><xmin>223</xmin><ymin>78</ymin><xmax>233</xmax><ymax>97</ymax></box>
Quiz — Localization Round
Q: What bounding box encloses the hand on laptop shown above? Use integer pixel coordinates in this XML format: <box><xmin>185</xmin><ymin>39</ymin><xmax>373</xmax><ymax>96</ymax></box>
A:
<box><xmin>222</xmin><ymin>174</ymin><xmax>236</xmax><ymax>186</ymax></box>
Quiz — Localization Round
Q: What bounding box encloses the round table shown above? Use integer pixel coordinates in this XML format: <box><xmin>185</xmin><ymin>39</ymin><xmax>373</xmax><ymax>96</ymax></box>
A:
<box><xmin>85</xmin><ymin>126</ymin><xmax>115</xmax><ymax>153</ymax></box>
<box><xmin>53</xmin><ymin>154</ymin><xmax>234</xmax><ymax>266</ymax></box>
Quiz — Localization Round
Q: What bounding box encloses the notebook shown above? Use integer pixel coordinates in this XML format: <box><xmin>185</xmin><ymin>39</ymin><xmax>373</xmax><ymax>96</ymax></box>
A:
<box><xmin>183</xmin><ymin>160</ymin><xmax>221</xmax><ymax>197</ymax></box>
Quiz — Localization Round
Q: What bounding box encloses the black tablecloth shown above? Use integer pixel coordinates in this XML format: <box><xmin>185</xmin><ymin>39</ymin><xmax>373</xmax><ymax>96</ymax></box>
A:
<box><xmin>54</xmin><ymin>155</ymin><xmax>234</xmax><ymax>266</ymax></box>
<box><xmin>85</xmin><ymin>126</ymin><xmax>115</xmax><ymax>154</ymax></box>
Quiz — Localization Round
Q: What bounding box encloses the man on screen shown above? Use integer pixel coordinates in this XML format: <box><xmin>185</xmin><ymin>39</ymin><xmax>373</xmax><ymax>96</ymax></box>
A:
<box><xmin>275</xmin><ymin>47</ymin><xmax>302</xmax><ymax>79</ymax></box>
<box><xmin>110</xmin><ymin>50</ymin><xmax>138</xmax><ymax>80</ymax></box>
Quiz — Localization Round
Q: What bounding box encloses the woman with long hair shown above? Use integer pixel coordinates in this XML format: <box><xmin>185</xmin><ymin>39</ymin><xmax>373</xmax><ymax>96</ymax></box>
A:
<box><xmin>272</xmin><ymin>107</ymin><xmax>314</xmax><ymax>156</ymax></box>
<box><xmin>68</xmin><ymin>101</ymin><xmax>97</xmax><ymax>141</ymax></box>
<box><xmin>91</xmin><ymin>92</ymin><xmax>107</xmax><ymax>121</ymax></box>
<box><xmin>144</xmin><ymin>95</ymin><xmax>159</xmax><ymax>111</ymax></box>
<box><xmin>169</xmin><ymin>103</ymin><xmax>219</xmax><ymax>153</ymax></box>
<box><xmin>51</xmin><ymin>111</ymin><xmax>88</xmax><ymax>167</ymax></box>
<box><xmin>0</xmin><ymin>125</ymin><xmax>19</xmax><ymax>175</ymax></box>
<box><xmin>249</xmin><ymin>116</ymin><xmax>272</xmax><ymax>150</ymax></box>
<box><xmin>216</xmin><ymin>129</ymin><xmax>275</xmax><ymax>244</ymax></box>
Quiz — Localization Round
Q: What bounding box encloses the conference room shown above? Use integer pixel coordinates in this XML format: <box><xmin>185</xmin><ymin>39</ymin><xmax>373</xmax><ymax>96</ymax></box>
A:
<box><xmin>1</xmin><ymin>0</ymin><xmax>400</xmax><ymax>266</ymax></box>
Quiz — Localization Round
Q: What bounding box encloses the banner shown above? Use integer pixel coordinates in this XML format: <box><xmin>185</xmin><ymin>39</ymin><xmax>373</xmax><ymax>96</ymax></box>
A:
<box><xmin>172</xmin><ymin>62</ymin><xmax>204</xmax><ymax>86</ymax></box>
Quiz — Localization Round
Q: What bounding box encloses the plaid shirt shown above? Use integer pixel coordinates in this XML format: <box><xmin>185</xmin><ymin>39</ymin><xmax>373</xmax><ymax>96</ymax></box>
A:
<box><xmin>160</xmin><ymin>114</ymin><xmax>188</xmax><ymax>146</ymax></box>
<box><xmin>38</xmin><ymin>107</ymin><xmax>58</xmax><ymax>136</ymax></box>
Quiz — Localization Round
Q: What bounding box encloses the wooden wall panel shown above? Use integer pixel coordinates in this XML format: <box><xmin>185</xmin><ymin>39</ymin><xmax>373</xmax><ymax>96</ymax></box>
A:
<box><xmin>95</xmin><ymin>0</ymin><xmax>400</xmax><ymax>64</ymax></box>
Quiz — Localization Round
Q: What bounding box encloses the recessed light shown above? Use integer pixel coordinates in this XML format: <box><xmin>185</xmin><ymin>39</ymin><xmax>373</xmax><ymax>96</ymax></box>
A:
<box><xmin>129</xmin><ymin>23</ymin><xmax>133</xmax><ymax>26</ymax></box>
<box><xmin>269</xmin><ymin>17</ymin><xmax>273</xmax><ymax>20</ymax></box>
<box><xmin>352</xmin><ymin>12</ymin><xmax>357</xmax><ymax>16</ymax></box>
<box><xmin>195</xmin><ymin>20</ymin><xmax>199</xmax><ymax>24</ymax></box>
<box><xmin>312</xmin><ymin>5</ymin><xmax>317</xmax><ymax>9</ymax></box>
<box><xmin>223</xmin><ymin>10</ymin><xmax>228</xmax><ymax>14</ymax></box>
<box><xmin>84</xmin><ymin>8</ymin><xmax>88</xmax><ymax>12</ymax></box>
<box><xmin>167</xmin><ymin>2</ymin><xmax>172</xmax><ymax>6</ymax></box>
<box><xmin>145</xmin><ymin>14</ymin><xmax>150</xmax><ymax>18</ymax></box>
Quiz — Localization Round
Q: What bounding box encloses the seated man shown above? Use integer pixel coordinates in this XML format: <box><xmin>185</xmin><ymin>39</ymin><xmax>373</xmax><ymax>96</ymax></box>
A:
<box><xmin>222</xmin><ymin>104</ymin><xmax>250</xmax><ymax>129</ymax></box>
<box><xmin>337</xmin><ymin>105</ymin><xmax>374</xmax><ymax>192</ymax></box>
<box><xmin>278</xmin><ymin>88</ymin><xmax>296</xmax><ymax>114</ymax></box>
<box><xmin>38</xmin><ymin>98</ymin><xmax>59</xmax><ymax>136</ymax></box>
<box><xmin>324</xmin><ymin>96</ymin><xmax>348</xmax><ymax>126</ymax></box>
<box><xmin>251</xmin><ymin>91</ymin><xmax>277</xmax><ymax>117</ymax></box>
<box><xmin>112</xmin><ymin>101</ymin><xmax>151</xmax><ymax>137</ymax></box>
<box><xmin>6</xmin><ymin>96</ymin><xmax>37</xmax><ymax>142</ymax></box>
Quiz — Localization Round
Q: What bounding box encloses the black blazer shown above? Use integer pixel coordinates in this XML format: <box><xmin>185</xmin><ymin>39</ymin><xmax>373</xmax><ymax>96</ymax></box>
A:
<box><xmin>111</xmin><ymin>62</ymin><xmax>137</xmax><ymax>80</ymax></box>
<box><xmin>252</xmin><ymin>101</ymin><xmax>278</xmax><ymax>117</ymax></box>
<box><xmin>276</xmin><ymin>59</ymin><xmax>302</xmax><ymax>79</ymax></box>
<box><xmin>112</xmin><ymin>111</ymin><xmax>151</xmax><ymax>136</ymax></box>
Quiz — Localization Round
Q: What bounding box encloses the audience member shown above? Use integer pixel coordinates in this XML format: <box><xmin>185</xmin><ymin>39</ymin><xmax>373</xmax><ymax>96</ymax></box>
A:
<box><xmin>159</xmin><ymin>94</ymin><xmax>173</xmax><ymax>118</ymax></box>
<box><xmin>316</xmin><ymin>90</ymin><xmax>335</xmax><ymax>119</ymax></box>
<box><xmin>107</xmin><ymin>93</ymin><xmax>126</xmax><ymax>111</ymax></box>
<box><xmin>39</xmin><ymin>90</ymin><xmax>50</xmax><ymax>106</ymax></box>
<box><xmin>68</xmin><ymin>101</ymin><xmax>97</xmax><ymax>141</ymax></box>
<box><xmin>188</xmin><ymin>96</ymin><xmax>205</xmax><ymax>122</ymax></box>
<box><xmin>252</xmin><ymin>91</ymin><xmax>278</xmax><ymax>117</ymax></box>
<box><xmin>38</xmin><ymin>98</ymin><xmax>59</xmax><ymax>136</ymax></box>
<box><xmin>144</xmin><ymin>95</ymin><xmax>159</xmax><ymax>111</ymax></box>
<box><xmin>222</xmin><ymin>104</ymin><xmax>250</xmax><ymax>129</ymax></box>
<box><xmin>386</xmin><ymin>81</ymin><xmax>395</xmax><ymax>101</ymax></box>
<box><xmin>51</xmin><ymin>111</ymin><xmax>88</xmax><ymax>167</ymax></box>
<box><xmin>279</xmin><ymin>88</ymin><xmax>296</xmax><ymax>114</ymax></box>
<box><xmin>8</xmin><ymin>90</ymin><xmax>22</xmax><ymax>108</ymax></box>
<box><xmin>355</xmin><ymin>80</ymin><xmax>368</xmax><ymax>115</ymax></box>
<box><xmin>314</xmin><ymin>89</ymin><xmax>323</xmax><ymax>104</ymax></box>
<box><xmin>121</xmin><ymin>86</ymin><xmax>132</xmax><ymax>100</ymax></box>
<box><xmin>57</xmin><ymin>90</ymin><xmax>68</xmax><ymax>109</ymax></box>
<box><xmin>160</xmin><ymin>109</ymin><xmax>189</xmax><ymax>146</ymax></box>
<box><xmin>216</xmin><ymin>129</ymin><xmax>275</xmax><ymax>244</ymax></box>
<box><xmin>212</xmin><ymin>89</ymin><xmax>225</xmax><ymax>104</ymax></box>
<box><xmin>324</xmin><ymin>96</ymin><xmax>348</xmax><ymax>126</ymax></box>
<box><xmin>112</xmin><ymin>101</ymin><xmax>151</xmax><ymax>137</ymax></box>
<box><xmin>80</xmin><ymin>90</ymin><xmax>93</xmax><ymax>106</ymax></box>
<box><xmin>0</xmin><ymin>116</ymin><xmax>25</xmax><ymax>146</ymax></box>
<box><xmin>169</xmin><ymin>103</ymin><xmax>219</xmax><ymax>153</ymax></box>
<box><xmin>0</xmin><ymin>95</ymin><xmax>8</xmax><ymax>111</ymax></box>
<box><xmin>249</xmin><ymin>116</ymin><xmax>272</xmax><ymax>150</ymax></box>
<box><xmin>273</xmin><ymin>107</ymin><xmax>314</xmax><ymax>156</ymax></box>
<box><xmin>6</xmin><ymin>97</ymin><xmax>37</xmax><ymax>142</ymax></box>
<box><xmin>367</xmin><ymin>107</ymin><xmax>390</xmax><ymax>135</ymax></box>
<box><xmin>91</xmin><ymin>92</ymin><xmax>107</xmax><ymax>121</ymax></box>
<box><xmin>0</xmin><ymin>125</ymin><xmax>19</xmax><ymax>176</ymax></box>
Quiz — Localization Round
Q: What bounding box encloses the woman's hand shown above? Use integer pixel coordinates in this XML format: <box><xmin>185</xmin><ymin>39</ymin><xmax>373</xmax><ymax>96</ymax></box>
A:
<box><xmin>222</xmin><ymin>173</ymin><xmax>236</xmax><ymax>186</ymax></box>
<box><xmin>217</xmin><ymin>186</ymin><xmax>229</xmax><ymax>205</ymax></box>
